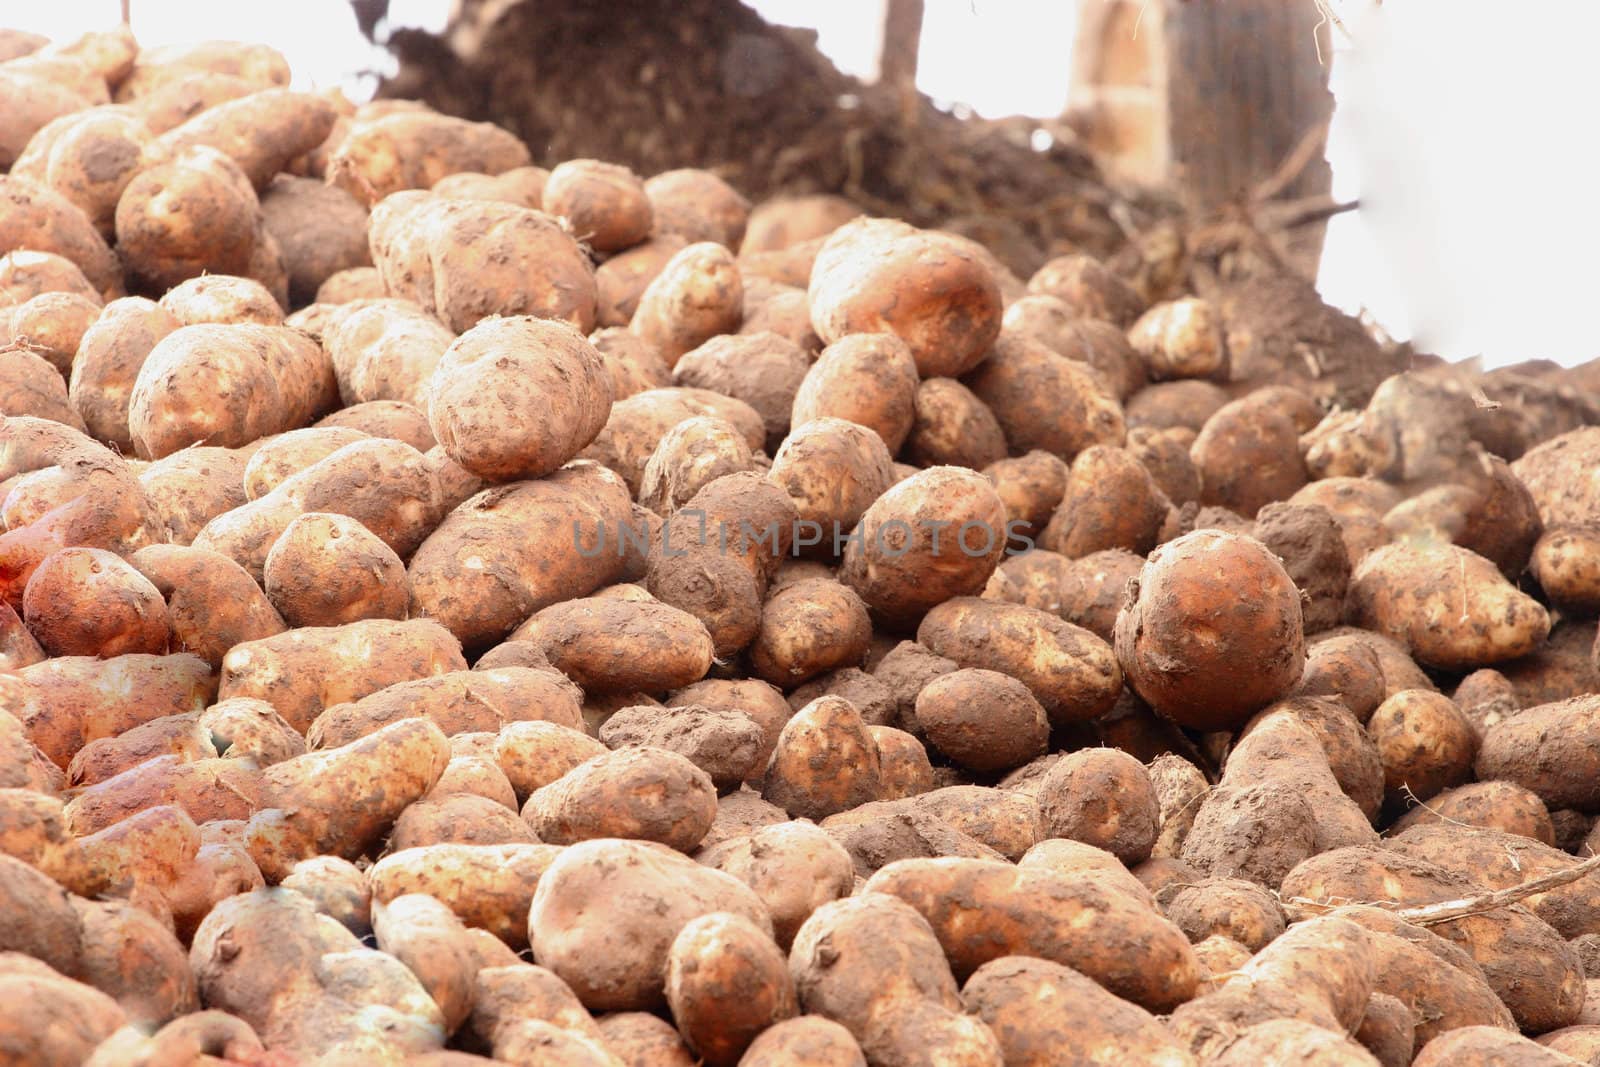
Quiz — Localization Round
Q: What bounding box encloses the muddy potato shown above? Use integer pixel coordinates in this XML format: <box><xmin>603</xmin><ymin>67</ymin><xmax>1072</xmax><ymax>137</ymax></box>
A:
<box><xmin>1001</xmin><ymin>296</ymin><xmax>1146</xmax><ymax>399</ymax></box>
<box><xmin>769</xmin><ymin>418</ymin><xmax>895</xmax><ymax>553</ymax></box>
<box><xmin>750</xmin><ymin>578</ymin><xmax>871</xmax><ymax>688</ymax></box>
<box><xmin>665</xmin><ymin>912</ymin><xmax>797</xmax><ymax>1066</ymax></box>
<box><xmin>1367</xmin><ymin>690</ymin><xmax>1477</xmax><ymax>806</ymax></box>
<box><xmin>1349</xmin><ymin>540</ymin><xmax>1549</xmax><ymax>671</ymax></box>
<box><xmin>597</xmin><ymin>1012</ymin><xmax>697</xmax><ymax>1067</ymax></box>
<box><xmin>978</xmin><ymin>340</ymin><xmax>1129</xmax><ymax>467</ymax></box>
<box><xmin>257</xmin><ymin>173</ymin><xmax>371</xmax><ymax>305</ymax></box>
<box><xmin>1027</xmin><ymin>253</ymin><xmax>1144</xmax><ymax>326</ymax></box>
<box><xmin>823</xmin><ymin>785</ymin><xmax>1042</xmax><ymax>864</ymax></box>
<box><xmin>808</xmin><ymin>217</ymin><xmax>1001</xmax><ymax>378</ymax></box>
<box><xmin>630</xmin><ymin>241</ymin><xmax>743</xmax><ymax>367</ymax></box>
<box><xmin>1114</xmin><ymin>529</ymin><xmax>1304</xmax><ymax>731</ymax></box>
<box><xmin>983</xmin><ymin>451</ymin><xmax>1067</xmax><ymax>548</ymax></box>
<box><xmin>1413</xmin><ymin>1027</ymin><xmax>1578</xmax><ymax>1067</ymax></box>
<box><xmin>369</xmin><ymin>843</ymin><xmax>559</xmax><ymax>948</ymax></box>
<box><xmin>590</xmin><ymin>327</ymin><xmax>672</xmax><ymax>402</ymax></box>
<box><xmin>1040</xmin><ymin>444</ymin><xmax>1167</xmax><ymax>559</ymax></box>
<box><xmin>763</xmin><ymin>695</ymin><xmax>882</xmax><ymax>820</ymax></box>
<box><xmin>1530</xmin><ymin>525</ymin><xmax>1600</xmax><ymax>615</ymax></box>
<box><xmin>672</xmin><ymin>331</ymin><xmax>809</xmax><ymax>450</ymax></box>
<box><xmin>740</xmin><ymin>194</ymin><xmax>859</xmax><ymax>257</ymax></box>
<box><xmin>914</xmin><ymin>669</ymin><xmax>1048</xmax><ymax>774</ymax></box>
<box><xmin>643</xmin><ymin>168</ymin><xmax>749</xmax><ymax>248</ymax></box>
<box><xmin>790</xmin><ymin>333</ymin><xmax>919</xmax><ymax>454</ymax></box>
<box><xmin>840</xmin><ymin>467</ymin><xmax>1009</xmax><ymax>628</ymax></box>
<box><xmin>22</xmin><ymin>547</ymin><xmax>168</xmax><ymax>658</ymax></box>
<box><xmin>431</xmin><ymin>165</ymin><xmax>548</xmax><ymax>208</ymax></box>
<box><xmin>902</xmin><ymin>377</ymin><xmax>1006</xmax><ymax>469</ymax></box>
<box><xmin>1127</xmin><ymin>296</ymin><xmax>1227</xmax><ymax>381</ymax></box>
<box><xmin>2</xmin><ymin>345</ymin><xmax>83</xmax><ymax>428</ymax></box>
<box><xmin>962</xmin><ymin>956</ymin><xmax>1196</xmax><ymax>1067</ymax></box>
<box><xmin>598</xmin><ymin>704</ymin><xmax>765</xmax><ymax>793</ymax></box>
<box><xmin>526</xmin><ymin>746</ymin><xmax>717</xmax><ymax>850</ymax></box>
<box><xmin>510</xmin><ymin>595</ymin><xmax>713</xmax><ymax>694</ymax></box>
<box><xmin>918</xmin><ymin>597</ymin><xmax>1121</xmax><ymax>726</ymax></box>
<box><xmin>1241</xmin><ymin>696</ymin><xmax>1384</xmax><ymax>821</ymax></box>
<box><xmin>327</xmin><ymin>110</ymin><xmax>529</xmax><ymax>203</ymax></box>
<box><xmin>1124</xmin><ymin>379</ymin><xmax>1230</xmax><ymax>435</ymax></box>
<box><xmin>527</xmin><ymin>838</ymin><xmax>771</xmax><ymax>1012</ymax></box>
<box><xmin>1393</xmin><ymin>780</ymin><xmax>1554</xmax><ymax>845</ymax></box>
<box><xmin>4</xmin><ymin>289</ymin><xmax>100</xmax><ymax>376</ymax></box>
<box><xmin>429</xmin><ymin>316</ymin><xmax>613</xmax><ymax>483</ymax></box>
<box><xmin>315</xmin><ymin>400</ymin><xmax>435</xmax><ymax>453</ymax></box>
<box><xmin>1164</xmin><ymin>878</ymin><xmax>1287</xmax><ymax>952</ymax></box>
<box><xmin>1253</xmin><ymin>501</ymin><xmax>1351</xmax><ymax>634</ymax></box>
<box><xmin>543</xmin><ymin>159</ymin><xmax>653</xmax><ymax>252</ymax></box>
<box><xmin>1291</xmin><ymin>635</ymin><xmax>1388</xmax><ymax>722</ymax></box>
<box><xmin>664</xmin><ymin>679</ymin><xmax>792</xmax><ymax>785</ymax></box>
<box><xmin>636</xmin><ymin>415</ymin><xmax>754</xmax><ymax>515</ymax></box>
<box><xmin>1191</xmin><ymin>395</ymin><xmax>1309</xmax><ymax>518</ymax></box>
<box><xmin>1474</xmin><ymin>694</ymin><xmax>1600</xmax><ymax>811</ymax></box>
<box><xmin>1034</xmin><ymin>747</ymin><xmax>1159</xmax><ymax>865</ymax></box>
<box><xmin>595</xmin><ymin>235</ymin><xmax>690</xmax><ymax>328</ymax></box>
<box><xmin>306</xmin><ymin>667</ymin><xmax>585</xmax><ymax>751</ymax></box>
<box><xmin>321</xmin><ymin>300</ymin><xmax>453</xmax><ymax>410</ymax></box>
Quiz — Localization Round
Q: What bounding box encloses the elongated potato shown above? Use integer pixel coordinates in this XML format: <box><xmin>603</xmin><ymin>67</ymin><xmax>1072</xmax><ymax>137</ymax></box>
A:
<box><xmin>306</xmin><ymin>666</ymin><xmax>584</xmax><ymax>749</ymax></box>
<box><xmin>630</xmin><ymin>241</ymin><xmax>743</xmax><ymax>366</ymax></box>
<box><xmin>327</xmin><ymin>111</ymin><xmax>530</xmax><ymax>204</ymax></box>
<box><xmin>369</xmin><ymin>842</ymin><xmax>561</xmax><ymax>948</ymax></box>
<box><xmin>917</xmin><ymin>597</ymin><xmax>1121</xmax><ymax>725</ymax></box>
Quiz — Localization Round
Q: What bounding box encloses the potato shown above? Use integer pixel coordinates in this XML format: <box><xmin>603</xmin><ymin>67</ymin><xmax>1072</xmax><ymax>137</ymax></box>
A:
<box><xmin>630</xmin><ymin>241</ymin><xmax>743</xmax><ymax>366</ymax></box>
<box><xmin>72</xmin><ymin>896</ymin><xmax>197</xmax><ymax>1026</ymax></box>
<box><xmin>1</xmin><ymin>345</ymin><xmax>83</xmax><ymax>429</ymax></box>
<box><xmin>1164</xmin><ymin>878</ymin><xmax>1286</xmax><ymax>952</ymax></box>
<box><xmin>61</xmin><ymin>710</ymin><xmax>209</xmax><ymax>788</ymax></box>
<box><xmin>808</xmin><ymin>218</ymin><xmax>1000</xmax><ymax>378</ymax></box>
<box><xmin>527</xmin><ymin>746</ymin><xmax>717</xmax><ymax>850</ymax></box>
<box><xmin>117</xmin><ymin>40</ymin><xmax>290</xmax><ymax>101</ymax></box>
<box><xmin>838</xmin><ymin>467</ymin><xmax>1008</xmax><ymax>628</ymax></box>
<box><xmin>62</xmin><ymin>296</ymin><xmax>178</xmax><ymax>450</ymax></box>
<box><xmin>864</xmin><ymin>856</ymin><xmax>1199</xmax><ymax>1010</ymax></box>
<box><xmin>509</xmin><ymin>595</ymin><xmax>713</xmax><ymax>694</ymax></box>
<box><xmin>740</xmin><ymin>194</ymin><xmax>859</xmax><ymax>258</ymax></box>
<box><xmin>900</xmin><ymin>377</ymin><xmax>1005</xmax><ymax>469</ymax></box>
<box><xmin>1002</xmin><ymin>296</ymin><xmax>1146</xmax><ymax>398</ymax></box>
<box><xmin>1292</xmin><ymin>635</ymin><xmax>1388</xmax><ymax>722</ymax></box>
<box><xmin>1530</xmin><ymin>524</ymin><xmax>1600</xmax><ymax>615</ymax></box>
<box><xmin>191</xmin><ymin>887</ymin><xmax>445</xmax><ymax>1060</ymax></box>
<box><xmin>597</xmin><ymin>1012</ymin><xmax>697</xmax><ymax>1067</ymax></box>
<box><xmin>1366</xmin><ymin>689</ymin><xmax>1477</xmax><ymax>807</ymax></box>
<box><xmin>599</xmin><ymin>704</ymin><xmax>764</xmax><ymax>793</ymax></box>
<box><xmin>127</xmin><ymin>322</ymin><xmax>336</xmax><ymax>458</ymax></box>
<box><xmin>1253</xmin><ymin>501</ymin><xmax>1351</xmax><ymax>634</ymax></box>
<box><xmin>763</xmin><ymin>695</ymin><xmax>882</xmax><ymax>820</ymax></box>
<box><xmin>694</xmin><ymin>821</ymin><xmax>854</xmax><ymax>950</ymax></box>
<box><xmin>1125</xmin><ymin>379</ymin><xmax>1229</xmax><ymax>435</ymax></box>
<box><xmin>536</xmin><ymin>159</ymin><xmax>649</xmax><ymax>251</ymax></box>
<box><xmin>316</xmin><ymin>399</ymin><xmax>436</xmax><ymax>451</ymax></box>
<box><xmin>369</xmin><ymin>192</ymin><xmax>597</xmax><ymax>334</ymax></box>
<box><xmin>962</xmin><ymin>956</ymin><xmax>1197</xmax><ymax>1067</ymax></box>
<box><xmin>0</xmin><ymin>68</ymin><xmax>93</xmax><ymax>172</ymax></box>
<box><xmin>1033</xmin><ymin>747</ymin><xmax>1159</xmax><ymax>864</ymax></box>
<box><xmin>583</xmin><ymin>385</ymin><xmax>764</xmax><ymax>493</ymax></box>
<box><xmin>1413</xmin><ymin>1027</ymin><xmax>1578</xmax><ymax>1067</ymax></box>
<box><xmin>0</xmin><ymin>175</ymin><xmax>123</xmax><ymax>300</ymax></box>
<box><xmin>316</xmin><ymin>264</ymin><xmax>385</xmax><ymax>303</ymax></box>
<box><xmin>20</xmin><ymin>546</ymin><xmax>167</xmax><ymax>658</ymax></box>
<box><xmin>665</xmin><ymin>678</ymin><xmax>792</xmax><ymax>785</ymax></box>
<box><xmin>983</xmin><ymin>451</ymin><xmax>1067</xmax><ymax>549</ymax></box>
<box><xmin>1512</xmin><ymin>426</ymin><xmax>1600</xmax><ymax>528</ymax></box>
<box><xmin>1127</xmin><ymin>426</ymin><xmax>1201</xmax><ymax>507</ymax></box>
<box><xmin>966</xmin><ymin>333</ymin><xmax>1126</xmax><ymax>460</ymax></box>
<box><xmin>913</xmin><ymin>669</ymin><xmax>1048</xmax><ymax>774</ymax></box>
<box><xmin>327</xmin><ymin>110</ymin><xmax>530</xmax><ymax>204</ymax></box>
<box><xmin>527</xmin><ymin>837</ymin><xmax>770</xmax><ymax>1012</ymax></box>
<box><xmin>672</xmin><ymin>331</ymin><xmax>809</xmax><ymax>450</ymax></box>
<box><xmin>1349</xmin><ymin>540</ymin><xmax>1550</xmax><ymax>671</ymax></box>
<box><xmin>124</xmin><ymin>68</ymin><xmax>259</xmax><ymax>134</ymax></box>
<box><xmin>1473</xmin><ymin>693</ymin><xmax>1600</xmax><ymax>810</ymax></box>
<box><xmin>1282</xmin><ymin>847</ymin><xmax>1583</xmax><ymax>1032</ymax></box>
<box><xmin>1114</xmin><ymin>529</ymin><xmax>1305</xmax><ymax>731</ymax></box>
<box><xmin>122</xmin><ymin>545</ymin><xmax>280</xmax><ymax>670</ymax></box>
<box><xmin>0</xmin><ymin>952</ymin><xmax>128</xmax><ymax>1066</ymax></box>
<box><xmin>917</xmin><ymin>597</ymin><xmax>1121</xmax><ymax>726</ymax></box>
<box><xmin>3</xmin><ymin>289</ymin><xmax>100</xmax><ymax>376</ymax></box>
<box><xmin>322</xmin><ymin>299</ymin><xmax>453</xmax><ymax>409</ymax></box>
<box><xmin>638</xmin><ymin>415</ymin><xmax>755</xmax><ymax>515</ymax></box>
<box><xmin>1128</xmin><ymin>296</ymin><xmax>1227</xmax><ymax>381</ymax></box>
<box><xmin>1040</xmin><ymin>444</ymin><xmax>1167</xmax><ymax>559</ymax></box>
<box><xmin>665</xmin><ymin>911</ymin><xmax>796</xmax><ymax>1066</ymax></box>
<box><xmin>643</xmin><ymin>168</ymin><xmax>749</xmax><ymax>248</ymax></box>
<box><xmin>3</xmin><ymin>651</ymin><xmax>214</xmax><ymax>770</ymax></box>
<box><xmin>133</xmin><ymin>443</ymin><xmax>251</xmax><ymax>546</ymax></box>
<box><xmin>591</xmin><ymin>327</ymin><xmax>672</xmax><ymax>401</ymax></box>
<box><xmin>198</xmin><ymin>697</ymin><xmax>303</xmax><ymax>767</ymax></box>
<box><xmin>255</xmin><ymin>511</ymin><xmax>406</xmax><ymax>627</ymax></box>
<box><xmin>369</xmin><ymin>843</ymin><xmax>560</xmax><ymax>948</ymax></box>
<box><xmin>370</xmin><ymin>892</ymin><xmax>479</xmax><ymax>1035</ymax></box>
<box><xmin>466</xmin><ymin>961</ymin><xmax>605</xmax><ymax>1054</ymax></box>
<box><xmin>306</xmin><ymin>666</ymin><xmax>583</xmax><ymax>753</ymax></box>
<box><xmin>750</xmin><ymin>578</ymin><xmax>871</xmax><ymax>687</ymax></box>
<box><xmin>259</xmin><ymin>173</ymin><xmax>371</xmax><ymax>305</ymax></box>
<box><xmin>493</xmin><ymin>720</ymin><xmax>606</xmax><ymax>800</ymax></box>
<box><xmin>737</xmin><ymin>1016</ymin><xmax>865</xmax><ymax>1066</ymax></box>
<box><xmin>788</xmin><ymin>333</ymin><xmax>918</xmax><ymax>453</ymax></box>
<box><xmin>741</xmin><ymin>275</ymin><xmax>820</xmax><ymax>351</ymax></box>
<box><xmin>431</xmin><ymin>165</ymin><xmax>548</xmax><ymax>208</ymax></box>
<box><xmin>595</xmin><ymin>235</ymin><xmax>690</xmax><ymax>328</ymax></box>
<box><xmin>1028</xmin><ymin>253</ymin><xmax>1144</xmax><ymax>326</ymax></box>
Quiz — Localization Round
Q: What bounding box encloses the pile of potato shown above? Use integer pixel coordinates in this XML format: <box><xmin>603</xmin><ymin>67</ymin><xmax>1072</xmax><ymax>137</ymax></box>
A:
<box><xmin>6</xmin><ymin>21</ymin><xmax>1600</xmax><ymax>1067</ymax></box>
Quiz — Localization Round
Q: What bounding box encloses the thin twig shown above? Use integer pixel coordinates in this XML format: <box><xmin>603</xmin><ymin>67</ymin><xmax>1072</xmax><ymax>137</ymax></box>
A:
<box><xmin>1253</xmin><ymin>119</ymin><xmax>1333</xmax><ymax>204</ymax></box>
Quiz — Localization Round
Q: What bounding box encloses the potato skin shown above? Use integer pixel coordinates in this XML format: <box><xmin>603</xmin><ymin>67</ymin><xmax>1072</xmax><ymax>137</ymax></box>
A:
<box><xmin>259</xmin><ymin>173</ymin><xmax>372</xmax><ymax>306</ymax></box>
<box><xmin>904</xmin><ymin>377</ymin><xmax>1009</xmax><ymax>470</ymax></box>
<box><xmin>21</xmin><ymin>546</ymin><xmax>168</xmax><ymax>658</ymax></box>
<box><xmin>263</xmin><ymin>511</ymin><xmax>409</xmax><ymax>627</ymax></box>
<box><xmin>763</xmin><ymin>695</ymin><xmax>883</xmax><ymax>821</ymax></box>
<box><xmin>1367</xmin><ymin>689</ymin><xmax>1477</xmax><ymax>805</ymax></box>
<box><xmin>1349</xmin><ymin>541</ymin><xmax>1550</xmax><ymax>670</ymax></box>
<box><xmin>595</xmin><ymin>235</ymin><xmax>689</xmax><ymax>328</ymax></box>
<box><xmin>527</xmin><ymin>838</ymin><xmax>771</xmax><ymax>1012</ymax></box>
<box><xmin>2</xmin><ymin>345</ymin><xmax>84</xmax><ymax>429</ymax></box>
<box><xmin>840</xmin><ymin>467</ymin><xmax>1009</xmax><ymax>629</ymax></box>
<box><xmin>429</xmin><ymin>315</ymin><xmax>613</xmax><ymax>482</ymax></box>
<box><xmin>1114</xmin><ymin>529</ymin><xmax>1305</xmax><ymax>731</ymax></box>
<box><xmin>914</xmin><ymin>668</ymin><xmax>1048</xmax><ymax>773</ymax></box>
<box><xmin>630</xmin><ymin>241</ymin><xmax>743</xmax><ymax>366</ymax></box>
<box><xmin>1035</xmin><ymin>747</ymin><xmax>1159</xmax><ymax>865</ymax></box>
<box><xmin>1039</xmin><ymin>444</ymin><xmax>1167</xmax><ymax>559</ymax></box>
<box><xmin>865</xmin><ymin>857</ymin><xmax>1199</xmax><ymax>1012</ymax></box>
<box><xmin>369</xmin><ymin>843</ymin><xmax>559</xmax><ymax>948</ymax></box>
<box><xmin>327</xmin><ymin>111</ymin><xmax>530</xmax><ymax>204</ymax></box>
<box><xmin>751</xmin><ymin>578</ymin><xmax>872</xmax><ymax>687</ymax></box>
<box><xmin>917</xmin><ymin>597</ymin><xmax>1122</xmax><ymax>726</ymax></box>
<box><xmin>511</xmin><ymin>595</ymin><xmax>714</xmax><ymax>694</ymax></box>
<box><xmin>1191</xmin><ymin>395</ymin><xmax>1309</xmax><ymax>518</ymax></box>
<box><xmin>527</xmin><ymin>746</ymin><xmax>718</xmax><ymax>850</ymax></box>
<box><xmin>1475</xmin><ymin>694</ymin><xmax>1600</xmax><ymax>810</ymax></box>
<box><xmin>965</xmin><ymin>333</ymin><xmax>1126</xmax><ymax>460</ymax></box>
<box><xmin>543</xmin><ymin>159</ymin><xmax>652</xmax><ymax>252</ymax></box>
<box><xmin>808</xmin><ymin>217</ymin><xmax>1002</xmax><ymax>378</ymax></box>
<box><xmin>791</xmin><ymin>333</ymin><xmax>919</xmax><ymax>454</ymax></box>
<box><xmin>665</xmin><ymin>912</ymin><xmax>797</xmax><ymax>1066</ymax></box>
<box><xmin>646</xmin><ymin>167</ymin><xmax>750</xmax><ymax>248</ymax></box>
<box><xmin>1</xmin><ymin>174</ymin><xmax>124</xmax><ymax>300</ymax></box>
<box><xmin>962</xmin><ymin>956</ymin><xmax>1196</xmax><ymax>1067</ymax></box>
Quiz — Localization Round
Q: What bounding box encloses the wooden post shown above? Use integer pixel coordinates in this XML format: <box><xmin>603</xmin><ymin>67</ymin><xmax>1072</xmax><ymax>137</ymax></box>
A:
<box><xmin>880</xmin><ymin>0</ymin><xmax>925</xmax><ymax>126</ymax></box>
